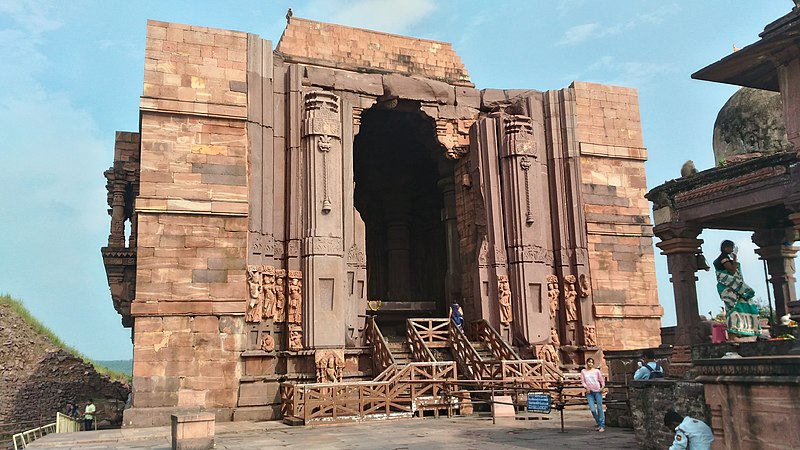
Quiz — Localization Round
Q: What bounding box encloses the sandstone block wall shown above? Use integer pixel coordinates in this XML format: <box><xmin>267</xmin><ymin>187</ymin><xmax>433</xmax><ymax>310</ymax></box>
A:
<box><xmin>573</xmin><ymin>82</ymin><xmax>662</xmax><ymax>350</ymax></box>
<box><xmin>277</xmin><ymin>17</ymin><xmax>471</xmax><ymax>85</ymax></box>
<box><xmin>128</xmin><ymin>21</ymin><xmax>250</xmax><ymax>425</ymax></box>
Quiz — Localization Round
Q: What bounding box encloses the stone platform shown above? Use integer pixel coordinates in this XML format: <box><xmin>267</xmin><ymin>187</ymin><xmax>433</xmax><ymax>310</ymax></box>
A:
<box><xmin>28</xmin><ymin>409</ymin><xmax>636</xmax><ymax>449</ymax></box>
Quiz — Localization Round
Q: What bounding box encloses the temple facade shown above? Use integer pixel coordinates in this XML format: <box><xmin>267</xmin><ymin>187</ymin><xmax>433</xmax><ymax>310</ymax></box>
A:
<box><xmin>102</xmin><ymin>17</ymin><xmax>662</xmax><ymax>426</ymax></box>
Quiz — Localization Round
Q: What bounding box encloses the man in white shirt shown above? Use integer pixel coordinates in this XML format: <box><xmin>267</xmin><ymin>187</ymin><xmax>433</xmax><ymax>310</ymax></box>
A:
<box><xmin>83</xmin><ymin>399</ymin><xmax>96</xmax><ymax>431</ymax></box>
<box><xmin>664</xmin><ymin>410</ymin><xmax>714</xmax><ymax>450</ymax></box>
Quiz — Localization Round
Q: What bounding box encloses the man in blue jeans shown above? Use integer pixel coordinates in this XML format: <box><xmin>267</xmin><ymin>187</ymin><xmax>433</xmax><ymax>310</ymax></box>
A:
<box><xmin>580</xmin><ymin>357</ymin><xmax>605</xmax><ymax>432</ymax></box>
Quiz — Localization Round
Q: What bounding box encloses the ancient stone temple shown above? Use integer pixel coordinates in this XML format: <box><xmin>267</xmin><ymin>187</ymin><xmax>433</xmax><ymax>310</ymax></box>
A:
<box><xmin>102</xmin><ymin>16</ymin><xmax>661</xmax><ymax>426</ymax></box>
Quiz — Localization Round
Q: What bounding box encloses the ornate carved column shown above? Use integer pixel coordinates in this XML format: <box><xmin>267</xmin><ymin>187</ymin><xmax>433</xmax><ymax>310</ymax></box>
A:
<box><xmin>469</xmin><ymin>116</ymin><xmax>508</xmax><ymax>325</ymax></box>
<box><xmin>300</xmin><ymin>90</ymin><xmax>346</xmax><ymax>348</ymax></box>
<box><xmin>108</xmin><ymin>181</ymin><xmax>127</xmax><ymax>247</ymax></box>
<box><xmin>438</xmin><ymin>176</ymin><xmax>462</xmax><ymax>304</ymax></box>
<box><xmin>654</xmin><ymin>223</ymin><xmax>703</xmax><ymax>347</ymax></box>
<box><xmin>497</xmin><ymin>113</ymin><xmax>551</xmax><ymax>345</ymax></box>
<box><xmin>753</xmin><ymin>228</ymin><xmax>799</xmax><ymax>319</ymax></box>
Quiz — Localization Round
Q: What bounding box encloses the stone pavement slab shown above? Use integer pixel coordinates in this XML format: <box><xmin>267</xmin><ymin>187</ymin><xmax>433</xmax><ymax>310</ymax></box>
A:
<box><xmin>28</xmin><ymin>409</ymin><xmax>637</xmax><ymax>449</ymax></box>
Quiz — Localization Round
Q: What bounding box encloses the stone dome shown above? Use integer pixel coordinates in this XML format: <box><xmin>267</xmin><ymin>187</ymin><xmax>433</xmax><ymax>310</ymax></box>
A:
<box><xmin>712</xmin><ymin>87</ymin><xmax>793</xmax><ymax>165</ymax></box>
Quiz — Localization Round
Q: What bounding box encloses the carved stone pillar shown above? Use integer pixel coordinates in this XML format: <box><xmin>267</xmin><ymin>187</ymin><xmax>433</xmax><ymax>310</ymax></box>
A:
<box><xmin>469</xmin><ymin>116</ymin><xmax>508</xmax><ymax>325</ymax></box>
<box><xmin>386</xmin><ymin>217</ymin><xmax>411</xmax><ymax>298</ymax></box>
<box><xmin>109</xmin><ymin>182</ymin><xmax>126</xmax><ymax>247</ymax></box>
<box><xmin>654</xmin><ymin>223</ymin><xmax>703</xmax><ymax>347</ymax></box>
<box><xmin>301</xmin><ymin>91</ymin><xmax>346</xmax><ymax>348</ymax></box>
<box><xmin>753</xmin><ymin>228</ymin><xmax>799</xmax><ymax>319</ymax></box>
<box><xmin>497</xmin><ymin>113</ymin><xmax>550</xmax><ymax>345</ymax></box>
<box><xmin>438</xmin><ymin>176</ymin><xmax>462</xmax><ymax>304</ymax></box>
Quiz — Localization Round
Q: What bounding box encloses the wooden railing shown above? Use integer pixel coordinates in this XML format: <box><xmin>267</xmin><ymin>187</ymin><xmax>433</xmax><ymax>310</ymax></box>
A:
<box><xmin>281</xmin><ymin>362</ymin><xmax>457</xmax><ymax>424</ymax></box>
<box><xmin>407</xmin><ymin>318</ymin><xmax>449</xmax><ymax>348</ymax></box>
<box><xmin>406</xmin><ymin>319</ymin><xmax>436</xmax><ymax>362</ymax></box>
<box><xmin>448</xmin><ymin>320</ymin><xmax>483</xmax><ymax>379</ymax></box>
<box><xmin>365</xmin><ymin>316</ymin><xmax>395</xmax><ymax>375</ymax></box>
<box><xmin>472</xmin><ymin>319</ymin><xmax>520</xmax><ymax>360</ymax></box>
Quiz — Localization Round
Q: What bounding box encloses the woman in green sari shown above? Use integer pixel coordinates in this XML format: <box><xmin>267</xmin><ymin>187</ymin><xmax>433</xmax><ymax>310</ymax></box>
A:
<box><xmin>713</xmin><ymin>240</ymin><xmax>760</xmax><ymax>339</ymax></box>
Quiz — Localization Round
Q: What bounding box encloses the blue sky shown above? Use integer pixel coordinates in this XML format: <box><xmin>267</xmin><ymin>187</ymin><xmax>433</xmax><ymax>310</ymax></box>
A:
<box><xmin>0</xmin><ymin>0</ymin><xmax>794</xmax><ymax>360</ymax></box>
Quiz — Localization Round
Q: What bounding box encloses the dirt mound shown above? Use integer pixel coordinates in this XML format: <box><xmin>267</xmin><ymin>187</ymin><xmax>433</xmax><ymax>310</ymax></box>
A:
<box><xmin>0</xmin><ymin>298</ymin><xmax>130</xmax><ymax>435</ymax></box>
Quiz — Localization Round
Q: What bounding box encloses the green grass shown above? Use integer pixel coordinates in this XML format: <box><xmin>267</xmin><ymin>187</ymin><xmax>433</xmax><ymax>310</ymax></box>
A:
<box><xmin>0</xmin><ymin>293</ymin><xmax>131</xmax><ymax>384</ymax></box>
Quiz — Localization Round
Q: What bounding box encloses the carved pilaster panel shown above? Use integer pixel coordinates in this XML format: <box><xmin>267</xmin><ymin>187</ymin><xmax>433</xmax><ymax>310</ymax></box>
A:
<box><xmin>563</xmin><ymin>274</ymin><xmax>578</xmax><ymax>322</ymax></box>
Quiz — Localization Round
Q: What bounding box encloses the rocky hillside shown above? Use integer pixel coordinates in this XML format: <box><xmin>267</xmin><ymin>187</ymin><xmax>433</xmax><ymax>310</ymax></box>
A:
<box><xmin>0</xmin><ymin>295</ymin><xmax>130</xmax><ymax>436</ymax></box>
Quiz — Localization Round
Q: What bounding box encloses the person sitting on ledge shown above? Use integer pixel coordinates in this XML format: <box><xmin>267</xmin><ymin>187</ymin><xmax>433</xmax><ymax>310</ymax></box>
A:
<box><xmin>664</xmin><ymin>410</ymin><xmax>714</xmax><ymax>450</ymax></box>
<box><xmin>633</xmin><ymin>349</ymin><xmax>664</xmax><ymax>380</ymax></box>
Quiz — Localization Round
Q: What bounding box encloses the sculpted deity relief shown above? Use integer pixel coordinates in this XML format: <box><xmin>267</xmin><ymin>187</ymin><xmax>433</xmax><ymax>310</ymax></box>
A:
<box><xmin>315</xmin><ymin>350</ymin><xmax>345</xmax><ymax>383</ymax></box>
<box><xmin>579</xmin><ymin>274</ymin><xmax>591</xmax><ymax>299</ymax></box>
<box><xmin>536</xmin><ymin>344</ymin><xmax>560</xmax><ymax>367</ymax></box>
<box><xmin>550</xmin><ymin>328</ymin><xmax>560</xmax><ymax>347</ymax></box>
<box><xmin>497</xmin><ymin>275</ymin><xmax>512</xmax><ymax>325</ymax></box>
<box><xmin>546</xmin><ymin>275</ymin><xmax>560</xmax><ymax>320</ymax></box>
<box><xmin>287</xmin><ymin>270</ymin><xmax>303</xmax><ymax>325</ymax></box>
<box><xmin>262</xmin><ymin>266</ymin><xmax>277</xmax><ymax>320</ymax></box>
<box><xmin>260</xmin><ymin>334</ymin><xmax>275</xmax><ymax>352</ymax></box>
<box><xmin>245</xmin><ymin>265</ymin><xmax>263</xmax><ymax>323</ymax></box>
<box><xmin>288</xmin><ymin>325</ymin><xmax>303</xmax><ymax>352</ymax></box>
<box><xmin>583</xmin><ymin>325</ymin><xmax>597</xmax><ymax>347</ymax></box>
<box><xmin>273</xmin><ymin>269</ymin><xmax>287</xmax><ymax>323</ymax></box>
<box><xmin>563</xmin><ymin>275</ymin><xmax>578</xmax><ymax>322</ymax></box>
<box><xmin>244</xmin><ymin>266</ymin><xmax>303</xmax><ymax>350</ymax></box>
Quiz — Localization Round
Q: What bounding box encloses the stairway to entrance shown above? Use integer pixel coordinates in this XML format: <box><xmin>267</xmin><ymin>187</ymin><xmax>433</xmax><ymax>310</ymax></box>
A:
<box><xmin>280</xmin><ymin>317</ymin><xmax>563</xmax><ymax>425</ymax></box>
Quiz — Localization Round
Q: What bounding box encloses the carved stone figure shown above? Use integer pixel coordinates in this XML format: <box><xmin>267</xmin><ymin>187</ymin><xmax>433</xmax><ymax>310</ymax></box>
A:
<box><xmin>564</xmin><ymin>275</ymin><xmax>578</xmax><ymax>322</ymax></box>
<box><xmin>262</xmin><ymin>265</ymin><xmax>277</xmax><ymax>320</ymax></box>
<box><xmin>536</xmin><ymin>344</ymin><xmax>560</xmax><ymax>367</ymax></box>
<box><xmin>583</xmin><ymin>325</ymin><xmax>597</xmax><ymax>347</ymax></box>
<box><xmin>287</xmin><ymin>270</ymin><xmax>303</xmax><ymax>325</ymax></box>
<box><xmin>260</xmin><ymin>334</ymin><xmax>275</xmax><ymax>352</ymax></box>
<box><xmin>288</xmin><ymin>325</ymin><xmax>303</xmax><ymax>351</ymax></box>
<box><xmin>546</xmin><ymin>275</ymin><xmax>560</xmax><ymax>320</ymax></box>
<box><xmin>497</xmin><ymin>275</ymin><xmax>512</xmax><ymax>325</ymax></box>
<box><xmin>245</xmin><ymin>265</ymin><xmax>263</xmax><ymax>323</ymax></box>
<box><xmin>273</xmin><ymin>269</ymin><xmax>286</xmax><ymax>322</ymax></box>
<box><xmin>315</xmin><ymin>350</ymin><xmax>345</xmax><ymax>383</ymax></box>
<box><xmin>578</xmin><ymin>273</ymin><xmax>591</xmax><ymax>299</ymax></box>
<box><xmin>550</xmin><ymin>328</ymin><xmax>560</xmax><ymax>347</ymax></box>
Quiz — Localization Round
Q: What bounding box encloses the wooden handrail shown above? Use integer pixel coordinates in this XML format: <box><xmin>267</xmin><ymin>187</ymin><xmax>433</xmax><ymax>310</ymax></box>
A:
<box><xmin>365</xmin><ymin>316</ymin><xmax>396</xmax><ymax>375</ymax></box>
<box><xmin>448</xmin><ymin>320</ymin><xmax>484</xmax><ymax>380</ymax></box>
<box><xmin>472</xmin><ymin>319</ymin><xmax>520</xmax><ymax>360</ymax></box>
<box><xmin>281</xmin><ymin>361</ymin><xmax>458</xmax><ymax>423</ymax></box>
<box><xmin>406</xmin><ymin>319</ymin><xmax>436</xmax><ymax>362</ymax></box>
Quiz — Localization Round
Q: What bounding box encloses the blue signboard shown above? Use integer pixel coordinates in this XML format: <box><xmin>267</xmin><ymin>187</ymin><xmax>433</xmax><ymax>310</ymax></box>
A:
<box><xmin>527</xmin><ymin>393</ymin><xmax>551</xmax><ymax>414</ymax></box>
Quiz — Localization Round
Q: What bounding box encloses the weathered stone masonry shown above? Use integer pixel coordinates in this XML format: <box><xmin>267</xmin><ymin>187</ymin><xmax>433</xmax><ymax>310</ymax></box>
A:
<box><xmin>103</xmin><ymin>17</ymin><xmax>662</xmax><ymax>426</ymax></box>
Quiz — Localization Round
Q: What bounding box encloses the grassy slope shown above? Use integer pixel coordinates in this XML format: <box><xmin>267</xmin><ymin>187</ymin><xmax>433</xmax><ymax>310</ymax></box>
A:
<box><xmin>0</xmin><ymin>293</ymin><xmax>131</xmax><ymax>383</ymax></box>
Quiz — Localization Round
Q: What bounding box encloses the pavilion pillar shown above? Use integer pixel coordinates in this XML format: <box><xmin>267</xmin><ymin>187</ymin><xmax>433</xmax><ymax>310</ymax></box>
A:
<box><xmin>108</xmin><ymin>181</ymin><xmax>127</xmax><ymax>247</ymax></box>
<box><xmin>438</xmin><ymin>176</ymin><xmax>462</xmax><ymax>305</ymax></box>
<box><xmin>753</xmin><ymin>228</ymin><xmax>799</xmax><ymax>320</ymax></box>
<box><xmin>654</xmin><ymin>223</ymin><xmax>703</xmax><ymax>347</ymax></box>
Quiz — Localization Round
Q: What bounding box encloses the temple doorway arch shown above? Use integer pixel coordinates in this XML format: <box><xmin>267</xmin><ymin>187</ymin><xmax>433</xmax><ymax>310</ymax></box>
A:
<box><xmin>353</xmin><ymin>101</ymin><xmax>455</xmax><ymax>328</ymax></box>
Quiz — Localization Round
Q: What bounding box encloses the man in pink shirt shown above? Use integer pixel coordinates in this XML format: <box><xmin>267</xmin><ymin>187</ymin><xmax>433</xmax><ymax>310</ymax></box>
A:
<box><xmin>580</xmin><ymin>357</ymin><xmax>606</xmax><ymax>432</ymax></box>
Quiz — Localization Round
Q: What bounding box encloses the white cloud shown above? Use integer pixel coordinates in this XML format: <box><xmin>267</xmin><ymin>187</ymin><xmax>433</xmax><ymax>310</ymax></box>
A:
<box><xmin>557</xmin><ymin>22</ymin><xmax>603</xmax><ymax>46</ymax></box>
<box><xmin>557</xmin><ymin>3</ymin><xmax>680</xmax><ymax>47</ymax></box>
<box><xmin>556</xmin><ymin>0</ymin><xmax>586</xmax><ymax>16</ymax></box>
<box><xmin>0</xmin><ymin>0</ymin><xmax>61</xmax><ymax>34</ymax></box>
<box><xmin>585</xmin><ymin>55</ymin><xmax>676</xmax><ymax>88</ymax></box>
<box><xmin>303</xmin><ymin>0</ymin><xmax>436</xmax><ymax>34</ymax></box>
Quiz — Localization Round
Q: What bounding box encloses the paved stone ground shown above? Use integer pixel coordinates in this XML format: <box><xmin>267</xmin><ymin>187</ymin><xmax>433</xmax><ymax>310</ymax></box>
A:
<box><xmin>28</xmin><ymin>409</ymin><xmax>637</xmax><ymax>449</ymax></box>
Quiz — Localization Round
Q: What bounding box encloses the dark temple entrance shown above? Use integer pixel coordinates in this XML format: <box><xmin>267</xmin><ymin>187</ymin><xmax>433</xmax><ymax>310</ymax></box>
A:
<box><xmin>354</xmin><ymin>104</ymin><xmax>451</xmax><ymax>329</ymax></box>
